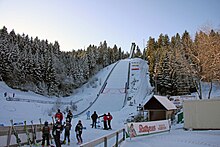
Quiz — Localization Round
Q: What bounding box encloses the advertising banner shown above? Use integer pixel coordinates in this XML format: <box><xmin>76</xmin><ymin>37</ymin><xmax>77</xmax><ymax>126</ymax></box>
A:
<box><xmin>126</xmin><ymin>120</ymin><xmax>170</xmax><ymax>138</ymax></box>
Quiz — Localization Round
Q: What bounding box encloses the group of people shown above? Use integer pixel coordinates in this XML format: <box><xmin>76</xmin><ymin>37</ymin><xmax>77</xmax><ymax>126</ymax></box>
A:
<box><xmin>91</xmin><ymin>111</ymin><xmax>113</xmax><ymax>130</ymax></box>
<box><xmin>41</xmin><ymin>109</ymin><xmax>113</xmax><ymax>146</ymax></box>
<box><xmin>41</xmin><ymin>109</ymin><xmax>83</xmax><ymax>146</ymax></box>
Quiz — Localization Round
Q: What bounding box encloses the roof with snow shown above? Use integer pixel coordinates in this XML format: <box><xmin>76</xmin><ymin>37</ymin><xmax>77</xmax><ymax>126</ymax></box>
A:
<box><xmin>144</xmin><ymin>95</ymin><xmax>177</xmax><ymax>110</ymax></box>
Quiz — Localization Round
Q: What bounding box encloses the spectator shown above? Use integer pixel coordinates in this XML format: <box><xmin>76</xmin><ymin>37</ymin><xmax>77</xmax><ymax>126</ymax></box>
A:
<box><xmin>75</xmin><ymin>120</ymin><xmax>83</xmax><ymax>145</ymax></box>
<box><xmin>42</xmin><ymin>121</ymin><xmax>50</xmax><ymax>146</ymax></box>
<box><xmin>99</xmin><ymin>113</ymin><xmax>108</xmax><ymax>130</ymax></box>
<box><xmin>63</xmin><ymin>118</ymin><xmax>72</xmax><ymax>145</ymax></box>
<box><xmin>52</xmin><ymin>118</ymin><xmax>63</xmax><ymax>147</ymax></box>
<box><xmin>107</xmin><ymin>112</ymin><xmax>113</xmax><ymax>129</ymax></box>
<box><xmin>66</xmin><ymin>110</ymin><xmax>73</xmax><ymax>122</ymax></box>
<box><xmin>91</xmin><ymin>111</ymin><xmax>98</xmax><ymax>128</ymax></box>
<box><xmin>86</xmin><ymin>111</ymin><xmax>90</xmax><ymax>120</ymax></box>
<box><xmin>55</xmin><ymin>109</ymin><xmax>63</xmax><ymax>123</ymax></box>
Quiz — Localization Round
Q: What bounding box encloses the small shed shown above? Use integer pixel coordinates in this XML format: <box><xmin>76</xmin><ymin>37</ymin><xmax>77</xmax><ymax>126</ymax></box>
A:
<box><xmin>143</xmin><ymin>95</ymin><xmax>177</xmax><ymax>121</ymax></box>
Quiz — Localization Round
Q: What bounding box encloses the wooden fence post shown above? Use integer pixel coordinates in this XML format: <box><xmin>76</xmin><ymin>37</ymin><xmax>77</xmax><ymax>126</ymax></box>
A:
<box><xmin>115</xmin><ymin>132</ymin><xmax>119</xmax><ymax>147</ymax></box>
<box><xmin>104</xmin><ymin>137</ymin><xmax>107</xmax><ymax>147</ymax></box>
<box><xmin>123</xmin><ymin>128</ymin><xmax>125</xmax><ymax>141</ymax></box>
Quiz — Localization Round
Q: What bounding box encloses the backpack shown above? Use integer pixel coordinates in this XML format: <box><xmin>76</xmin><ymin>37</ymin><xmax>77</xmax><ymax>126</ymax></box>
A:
<box><xmin>43</xmin><ymin>126</ymin><xmax>50</xmax><ymax>135</ymax></box>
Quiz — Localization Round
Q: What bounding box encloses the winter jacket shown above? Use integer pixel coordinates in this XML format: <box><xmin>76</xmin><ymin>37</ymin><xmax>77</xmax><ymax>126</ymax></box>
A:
<box><xmin>67</xmin><ymin>112</ymin><xmax>73</xmax><ymax>120</ymax></box>
<box><xmin>107</xmin><ymin>114</ymin><xmax>113</xmax><ymax>121</ymax></box>
<box><xmin>103</xmin><ymin>115</ymin><xmax>108</xmax><ymax>121</ymax></box>
<box><xmin>52</xmin><ymin>122</ymin><xmax>63</xmax><ymax>136</ymax></box>
<box><xmin>42</xmin><ymin>126</ymin><xmax>50</xmax><ymax>136</ymax></box>
<box><xmin>75</xmin><ymin>123</ymin><xmax>83</xmax><ymax>134</ymax></box>
<box><xmin>64</xmin><ymin>121</ymin><xmax>72</xmax><ymax>132</ymax></box>
<box><xmin>91</xmin><ymin>113</ymin><xmax>98</xmax><ymax>121</ymax></box>
<box><xmin>55</xmin><ymin>112</ymin><xmax>63</xmax><ymax>122</ymax></box>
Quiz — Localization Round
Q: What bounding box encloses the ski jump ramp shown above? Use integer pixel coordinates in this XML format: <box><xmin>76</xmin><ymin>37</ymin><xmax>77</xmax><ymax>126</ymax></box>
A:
<box><xmin>89</xmin><ymin>59</ymin><xmax>130</xmax><ymax>114</ymax></box>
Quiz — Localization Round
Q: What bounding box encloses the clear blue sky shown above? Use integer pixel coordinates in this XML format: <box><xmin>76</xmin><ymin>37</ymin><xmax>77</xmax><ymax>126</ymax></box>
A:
<box><xmin>0</xmin><ymin>0</ymin><xmax>219</xmax><ymax>52</ymax></box>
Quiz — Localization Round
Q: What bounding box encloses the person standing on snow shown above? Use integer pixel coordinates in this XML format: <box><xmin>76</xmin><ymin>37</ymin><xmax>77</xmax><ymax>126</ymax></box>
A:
<box><xmin>63</xmin><ymin>118</ymin><xmax>72</xmax><ymax>145</ymax></box>
<box><xmin>75</xmin><ymin>120</ymin><xmax>83</xmax><ymax>145</ymax></box>
<box><xmin>99</xmin><ymin>113</ymin><xmax>108</xmax><ymax>130</ymax></box>
<box><xmin>107</xmin><ymin>112</ymin><xmax>113</xmax><ymax>130</ymax></box>
<box><xmin>41</xmin><ymin>121</ymin><xmax>50</xmax><ymax>147</ymax></box>
<box><xmin>91</xmin><ymin>111</ymin><xmax>98</xmax><ymax>128</ymax></box>
<box><xmin>52</xmin><ymin>118</ymin><xmax>63</xmax><ymax>147</ymax></box>
<box><xmin>86</xmin><ymin>111</ymin><xmax>90</xmax><ymax>120</ymax></box>
<box><xmin>55</xmin><ymin>109</ymin><xmax>63</xmax><ymax>124</ymax></box>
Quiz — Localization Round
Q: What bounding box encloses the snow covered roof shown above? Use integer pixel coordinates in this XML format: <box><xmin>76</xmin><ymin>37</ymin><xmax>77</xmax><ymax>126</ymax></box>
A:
<box><xmin>153</xmin><ymin>95</ymin><xmax>177</xmax><ymax>110</ymax></box>
<box><xmin>144</xmin><ymin>95</ymin><xmax>177</xmax><ymax>110</ymax></box>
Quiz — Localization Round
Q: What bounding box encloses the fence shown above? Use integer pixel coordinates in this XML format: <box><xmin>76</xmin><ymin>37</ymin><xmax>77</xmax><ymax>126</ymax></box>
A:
<box><xmin>80</xmin><ymin>128</ymin><xmax>125</xmax><ymax>147</ymax></box>
<box><xmin>0</xmin><ymin>123</ymin><xmax>52</xmax><ymax>147</ymax></box>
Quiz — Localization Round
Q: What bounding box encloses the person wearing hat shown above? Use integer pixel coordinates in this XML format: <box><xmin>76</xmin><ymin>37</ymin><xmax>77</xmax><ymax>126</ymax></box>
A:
<box><xmin>52</xmin><ymin>118</ymin><xmax>63</xmax><ymax>147</ymax></box>
<box><xmin>41</xmin><ymin>121</ymin><xmax>50</xmax><ymax>146</ymax></box>
<box><xmin>75</xmin><ymin>120</ymin><xmax>83</xmax><ymax>144</ymax></box>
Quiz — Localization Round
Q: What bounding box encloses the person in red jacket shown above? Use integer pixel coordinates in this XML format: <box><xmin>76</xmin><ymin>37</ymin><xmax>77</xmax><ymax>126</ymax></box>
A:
<box><xmin>99</xmin><ymin>113</ymin><xmax>108</xmax><ymax>130</ymax></box>
<box><xmin>107</xmin><ymin>112</ymin><xmax>113</xmax><ymax>130</ymax></box>
<box><xmin>55</xmin><ymin>109</ymin><xmax>63</xmax><ymax>123</ymax></box>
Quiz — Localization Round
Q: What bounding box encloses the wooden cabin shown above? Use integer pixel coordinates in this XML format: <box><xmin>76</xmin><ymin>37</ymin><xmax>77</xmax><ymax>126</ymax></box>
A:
<box><xmin>143</xmin><ymin>95</ymin><xmax>177</xmax><ymax>121</ymax></box>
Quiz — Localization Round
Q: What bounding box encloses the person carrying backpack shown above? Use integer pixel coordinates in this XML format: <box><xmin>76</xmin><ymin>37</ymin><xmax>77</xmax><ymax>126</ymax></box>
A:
<box><xmin>63</xmin><ymin>118</ymin><xmax>72</xmax><ymax>145</ymax></box>
<box><xmin>55</xmin><ymin>109</ymin><xmax>63</xmax><ymax>123</ymax></box>
<box><xmin>41</xmin><ymin>121</ymin><xmax>50</xmax><ymax>147</ymax></box>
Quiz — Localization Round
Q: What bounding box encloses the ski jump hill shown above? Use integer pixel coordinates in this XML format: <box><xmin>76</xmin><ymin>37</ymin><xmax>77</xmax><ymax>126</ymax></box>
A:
<box><xmin>89</xmin><ymin>59</ymin><xmax>129</xmax><ymax>114</ymax></box>
<box><xmin>86</xmin><ymin>57</ymin><xmax>152</xmax><ymax>115</ymax></box>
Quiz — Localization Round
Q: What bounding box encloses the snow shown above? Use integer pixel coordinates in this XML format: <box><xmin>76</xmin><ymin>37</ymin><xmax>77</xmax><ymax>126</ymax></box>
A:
<box><xmin>1</xmin><ymin>58</ymin><xmax>220</xmax><ymax>147</ymax></box>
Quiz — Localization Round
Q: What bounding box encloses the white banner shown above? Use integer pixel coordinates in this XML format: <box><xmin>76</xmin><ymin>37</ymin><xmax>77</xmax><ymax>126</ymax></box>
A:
<box><xmin>126</xmin><ymin>120</ymin><xmax>170</xmax><ymax>138</ymax></box>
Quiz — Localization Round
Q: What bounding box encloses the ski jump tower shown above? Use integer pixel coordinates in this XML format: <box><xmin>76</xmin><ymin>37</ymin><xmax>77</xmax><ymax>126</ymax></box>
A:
<box><xmin>129</xmin><ymin>42</ymin><xmax>136</xmax><ymax>58</ymax></box>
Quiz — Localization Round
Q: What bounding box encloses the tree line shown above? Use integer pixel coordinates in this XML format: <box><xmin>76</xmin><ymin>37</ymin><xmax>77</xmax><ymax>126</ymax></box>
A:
<box><xmin>144</xmin><ymin>29</ymin><xmax>220</xmax><ymax>98</ymax></box>
<box><xmin>0</xmin><ymin>26</ymin><xmax>129</xmax><ymax>97</ymax></box>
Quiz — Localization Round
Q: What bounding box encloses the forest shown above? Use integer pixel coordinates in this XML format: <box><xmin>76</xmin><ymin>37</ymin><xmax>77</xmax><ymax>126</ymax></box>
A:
<box><xmin>0</xmin><ymin>26</ymin><xmax>129</xmax><ymax>97</ymax></box>
<box><xmin>144</xmin><ymin>29</ymin><xmax>220</xmax><ymax>98</ymax></box>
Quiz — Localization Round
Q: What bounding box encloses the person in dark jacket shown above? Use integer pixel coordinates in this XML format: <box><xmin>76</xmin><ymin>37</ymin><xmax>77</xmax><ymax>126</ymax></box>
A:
<box><xmin>91</xmin><ymin>111</ymin><xmax>98</xmax><ymax>128</ymax></box>
<box><xmin>66</xmin><ymin>110</ymin><xmax>73</xmax><ymax>122</ymax></box>
<box><xmin>41</xmin><ymin>121</ymin><xmax>50</xmax><ymax>146</ymax></box>
<box><xmin>52</xmin><ymin>118</ymin><xmax>63</xmax><ymax>147</ymax></box>
<box><xmin>75</xmin><ymin>120</ymin><xmax>83</xmax><ymax>144</ymax></box>
<box><xmin>63</xmin><ymin>118</ymin><xmax>72</xmax><ymax>145</ymax></box>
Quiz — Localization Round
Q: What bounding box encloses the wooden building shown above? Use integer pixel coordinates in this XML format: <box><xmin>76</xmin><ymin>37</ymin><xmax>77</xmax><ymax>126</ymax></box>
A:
<box><xmin>143</xmin><ymin>95</ymin><xmax>177</xmax><ymax>121</ymax></box>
